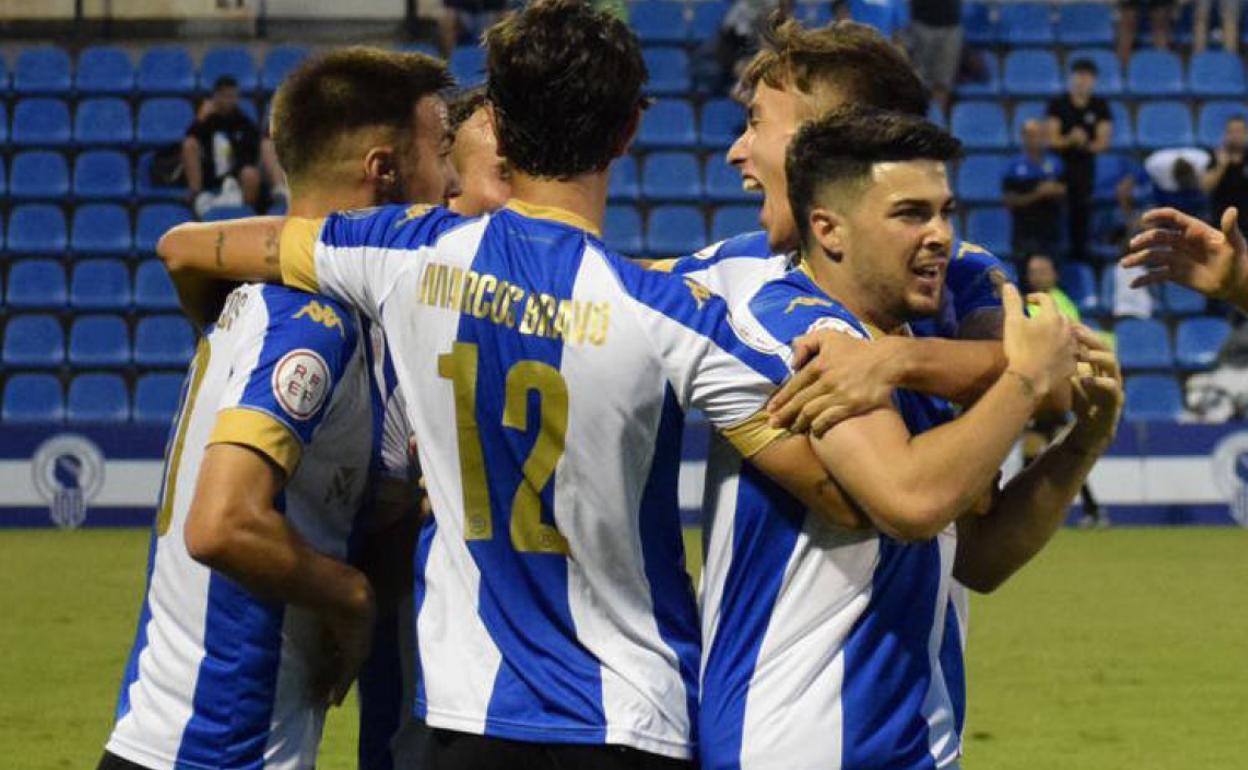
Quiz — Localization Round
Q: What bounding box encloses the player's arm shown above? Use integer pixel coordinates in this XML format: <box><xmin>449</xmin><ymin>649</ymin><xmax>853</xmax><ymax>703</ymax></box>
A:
<box><xmin>184</xmin><ymin>443</ymin><xmax>374</xmax><ymax>705</ymax></box>
<box><xmin>158</xmin><ymin>215</ymin><xmax>287</xmax><ymax>284</ymax></box>
<box><xmin>955</xmin><ymin>327</ymin><xmax>1123</xmax><ymax>592</ymax></box>
<box><xmin>1122</xmin><ymin>206</ymin><xmax>1248</xmax><ymax>311</ymax></box>
<box><xmin>808</xmin><ymin>286</ymin><xmax>1075</xmax><ymax>541</ymax></box>
<box><xmin>741</xmin><ymin>431</ymin><xmax>871</xmax><ymax>530</ymax></box>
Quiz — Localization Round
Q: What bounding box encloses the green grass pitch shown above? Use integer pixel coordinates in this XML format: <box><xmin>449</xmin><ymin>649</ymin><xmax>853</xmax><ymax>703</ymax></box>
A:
<box><xmin>2</xmin><ymin>527</ymin><xmax>1246</xmax><ymax>769</ymax></box>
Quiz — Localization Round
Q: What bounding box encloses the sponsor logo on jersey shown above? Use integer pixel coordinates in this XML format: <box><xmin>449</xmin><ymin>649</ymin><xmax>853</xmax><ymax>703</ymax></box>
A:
<box><xmin>784</xmin><ymin>296</ymin><xmax>833</xmax><ymax>314</ymax></box>
<box><xmin>272</xmin><ymin>349</ymin><xmax>332</xmax><ymax>420</ymax></box>
<box><xmin>293</xmin><ymin>300</ymin><xmax>346</xmax><ymax>338</ymax></box>
<box><xmin>32</xmin><ymin>435</ymin><xmax>106</xmax><ymax>529</ymax></box>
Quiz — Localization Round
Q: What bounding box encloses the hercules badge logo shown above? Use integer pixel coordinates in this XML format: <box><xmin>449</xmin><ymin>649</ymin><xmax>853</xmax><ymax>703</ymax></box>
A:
<box><xmin>32</xmin><ymin>435</ymin><xmax>105</xmax><ymax>529</ymax></box>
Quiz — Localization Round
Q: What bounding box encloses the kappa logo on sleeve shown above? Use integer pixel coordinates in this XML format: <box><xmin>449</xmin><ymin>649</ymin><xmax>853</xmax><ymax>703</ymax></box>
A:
<box><xmin>684</xmin><ymin>277</ymin><xmax>715</xmax><ymax>310</ymax></box>
<box><xmin>272</xmin><ymin>350</ymin><xmax>332</xmax><ymax>420</ymax></box>
<box><xmin>784</xmin><ymin>296</ymin><xmax>833</xmax><ymax>314</ymax></box>
<box><xmin>293</xmin><ymin>300</ymin><xmax>346</xmax><ymax>338</ymax></box>
<box><xmin>804</xmin><ymin>315</ymin><xmax>867</xmax><ymax>340</ymax></box>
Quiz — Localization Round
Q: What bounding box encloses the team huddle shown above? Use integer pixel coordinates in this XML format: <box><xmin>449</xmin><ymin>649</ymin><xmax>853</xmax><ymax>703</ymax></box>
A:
<box><xmin>95</xmin><ymin>2</ymin><xmax>1164</xmax><ymax>769</ymax></box>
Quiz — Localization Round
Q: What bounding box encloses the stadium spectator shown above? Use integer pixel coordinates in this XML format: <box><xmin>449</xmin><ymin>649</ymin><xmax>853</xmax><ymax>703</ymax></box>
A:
<box><xmin>447</xmin><ymin>87</ymin><xmax>511</xmax><ymax>216</ymax></box>
<box><xmin>1193</xmin><ymin>0</ymin><xmax>1242</xmax><ymax>53</ymax></box>
<box><xmin>1022</xmin><ymin>253</ymin><xmax>1107</xmax><ymax>526</ymax></box>
<box><xmin>908</xmin><ymin>0</ymin><xmax>961</xmax><ymax>111</ymax></box>
<box><xmin>1047</xmin><ymin>58</ymin><xmax>1113</xmax><ymax>262</ymax></box>
<box><xmin>1201</xmin><ymin>115</ymin><xmax>1248</xmax><ymax>234</ymax></box>
<box><xmin>831</xmin><ymin>0</ymin><xmax>909</xmax><ymax>42</ymax></box>
<box><xmin>182</xmin><ymin>75</ymin><xmax>262</xmax><ymax>215</ymax></box>
<box><xmin>1003</xmin><ymin>118</ymin><xmax>1066</xmax><ymax>259</ymax></box>
<box><xmin>1117</xmin><ymin>0</ymin><xmax>1176</xmax><ymax>63</ymax></box>
<box><xmin>700</xmin><ymin>0</ymin><xmax>794</xmax><ymax>95</ymax></box>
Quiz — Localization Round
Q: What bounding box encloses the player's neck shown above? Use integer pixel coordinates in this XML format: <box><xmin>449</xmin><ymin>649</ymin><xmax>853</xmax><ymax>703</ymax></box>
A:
<box><xmin>804</xmin><ymin>252</ymin><xmax>905</xmax><ymax>333</ymax></box>
<box><xmin>508</xmin><ymin>171</ymin><xmax>607</xmax><ymax>233</ymax></box>
<box><xmin>286</xmin><ymin>182</ymin><xmax>376</xmax><ymax>219</ymax></box>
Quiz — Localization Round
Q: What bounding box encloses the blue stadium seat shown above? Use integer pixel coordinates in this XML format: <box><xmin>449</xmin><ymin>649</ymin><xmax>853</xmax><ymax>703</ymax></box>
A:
<box><xmin>75</xmin><ymin>46</ymin><xmax>134</xmax><ymax>95</ymax></box>
<box><xmin>603</xmin><ymin>205</ymin><xmax>644</xmax><ymax>255</ymax></box>
<box><xmin>2</xmin><ymin>315</ymin><xmax>65</xmax><ymax>368</ymax></box>
<box><xmin>0</xmin><ymin>157</ymin><xmax>5</xmax><ymax>198</ymax></box>
<box><xmin>71</xmin><ymin>259</ymin><xmax>131</xmax><ymax>311</ymax></box>
<box><xmin>631</xmin><ymin>2</ymin><xmax>689</xmax><ymax>44</ymax></box>
<box><xmin>0</xmin><ymin>55</ymin><xmax>9</xmax><ymax>93</ymax></box>
<box><xmin>956</xmin><ymin>154</ymin><xmax>1009</xmax><ymax>205</ymax></box>
<box><xmin>1057</xmin><ymin>4</ymin><xmax>1115</xmax><ymax>46</ymax></box>
<box><xmin>705</xmin><ymin>156</ymin><xmax>751</xmax><ymax>203</ymax></box>
<box><xmin>609</xmin><ymin>156</ymin><xmax>640</xmax><ymax>203</ymax></box>
<box><xmin>74</xmin><ymin>98</ymin><xmax>133</xmax><ymax>146</ymax></box>
<box><xmin>1176</xmin><ymin>317</ymin><xmax>1231</xmax><ymax>371</ymax></box>
<box><xmin>1199</xmin><ymin>101</ymin><xmax>1246</xmax><ymax>146</ymax></box>
<box><xmin>927</xmin><ymin>103</ymin><xmax>947</xmax><ymax>129</ymax></box>
<box><xmin>74</xmin><ymin>150</ymin><xmax>133</xmax><ymax>201</ymax></box>
<box><xmin>690</xmin><ymin>1</ymin><xmax>729</xmax><ymax>40</ymax></box>
<box><xmin>137</xmin><ymin>46</ymin><xmax>197</xmax><ymax>96</ymax></box>
<box><xmin>1136</xmin><ymin>101</ymin><xmax>1194</xmax><ymax>151</ymax></box>
<box><xmin>1066</xmin><ymin>49</ymin><xmax>1123</xmax><ymax>97</ymax></box>
<box><xmin>69</xmin><ymin>314</ymin><xmax>130</xmax><ymax>368</ymax></box>
<box><xmin>1115</xmin><ymin>318</ymin><xmax>1173</xmax><ymax>370</ymax></box>
<box><xmin>963</xmin><ymin>2</ymin><xmax>998</xmax><ymax>45</ymax></box>
<box><xmin>136</xmin><ymin>98</ymin><xmax>194</xmax><ymax>147</ymax></box>
<box><xmin>134</xmin><ymin>373</ymin><xmax>184</xmax><ymax>425</ymax></box>
<box><xmin>999</xmin><ymin>3</ymin><xmax>1055</xmax><ymax>46</ymax></box>
<box><xmin>136</xmin><ymin>152</ymin><xmax>190</xmax><ymax>201</ymax></box>
<box><xmin>1124</xmin><ymin>374</ymin><xmax>1182</xmax><ymax>421</ymax></box>
<box><xmin>261</xmin><ymin>45</ymin><xmax>309</xmax><ymax>93</ymax></box>
<box><xmin>134</xmin><ymin>316</ymin><xmax>196</xmax><ymax>367</ymax></box>
<box><xmin>646</xmin><ymin>206</ymin><xmax>706</xmax><ymax>257</ymax></box>
<box><xmin>9</xmin><ymin>151</ymin><xmax>70</xmax><ymax>201</ymax></box>
<box><xmin>638</xmin><ymin>99</ymin><xmax>697</xmax><ymax>149</ymax></box>
<box><xmin>964</xmin><ymin>207</ymin><xmax>1012</xmax><ymax>257</ymax></box>
<box><xmin>11</xmin><ymin>98</ymin><xmax>71</xmax><ymax>147</ymax></box>
<box><xmin>1058</xmin><ymin>262</ymin><xmax>1099</xmax><ymax>315</ymax></box>
<box><xmin>134</xmin><ymin>204</ymin><xmax>193</xmax><ymax>256</ymax></box>
<box><xmin>701</xmin><ymin>98</ymin><xmax>744</xmax><ymax>148</ymax></box>
<box><xmin>710</xmin><ymin>205</ymin><xmax>759</xmax><ymax>243</ymax></box>
<box><xmin>644</xmin><ymin>48</ymin><xmax>692</xmax><ymax>96</ymax></box>
<box><xmin>793</xmin><ymin>2</ymin><xmax>833</xmax><ymax>27</ymax></box>
<box><xmin>200</xmin><ymin>205</ymin><xmax>257</xmax><ymax>222</ymax></box>
<box><xmin>1188</xmin><ymin>51</ymin><xmax>1245</xmax><ymax>97</ymax></box>
<box><xmin>14</xmin><ymin>46</ymin><xmax>72</xmax><ymax>96</ymax></box>
<box><xmin>1094</xmin><ymin>152</ymin><xmax>1136</xmax><ymax>203</ymax></box>
<box><xmin>956</xmin><ymin>51</ymin><xmax>1000</xmax><ymax>97</ymax></box>
<box><xmin>71</xmin><ymin>204</ymin><xmax>133</xmax><ymax>257</ymax></box>
<box><xmin>5</xmin><ymin>260</ymin><xmax>67</xmax><ymax>309</ymax></box>
<box><xmin>450</xmin><ymin>46</ymin><xmax>486</xmax><ymax>88</ymax></box>
<box><xmin>641</xmin><ymin>152</ymin><xmax>702</xmax><ymax>202</ymax></box>
<box><xmin>200</xmin><ymin>45</ymin><xmax>258</xmax><ymax>92</ymax></box>
<box><xmin>7</xmin><ymin>205</ymin><xmax>68</xmax><ymax>256</ymax></box>
<box><xmin>67</xmin><ymin>373</ymin><xmax>130</xmax><ymax>423</ymax></box>
<box><xmin>1108</xmin><ymin>100</ymin><xmax>1135</xmax><ymax>150</ymax></box>
<box><xmin>1164</xmin><ymin>283</ymin><xmax>1207</xmax><ymax>316</ymax></box>
<box><xmin>0</xmin><ymin>103</ymin><xmax>8</xmax><ymax>145</ymax></box>
<box><xmin>133</xmin><ymin>259</ymin><xmax>180</xmax><ymax>310</ymax></box>
<box><xmin>1010</xmin><ymin>100</ymin><xmax>1046</xmax><ymax>144</ymax></box>
<box><xmin>1003</xmin><ymin>50</ymin><xmax>1062</xmax><ymax>97</ymax></box>
<box><xmin>3</xmin><ymin>374</ymin><xmax>64</xmax><ymax>423</ymax></box>
<box><xmin>1127</xmin><ymin>50</ymin><xmax>1185</xmax><ymax>97</ymax></box>
<box><xmin>950</xmin><ymin>101</ymin><xmax>1009</xmax><ymax>150</ymax></box>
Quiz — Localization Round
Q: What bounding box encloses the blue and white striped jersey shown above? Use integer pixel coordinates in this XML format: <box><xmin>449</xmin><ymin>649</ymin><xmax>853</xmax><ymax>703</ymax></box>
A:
<box><xmin>108</xmin><ymin>284</ymin><xmax>391</xmax><ymax>770</ymax></box>
<box><xmin>696</xmin><ymin>268</ymin><xmax>967</xmax><ymax>770</ymax></box>
<box><xmin>274</xmin><ymin>200</ymin><xmax>793</xmax><ymax>759</ymax></box>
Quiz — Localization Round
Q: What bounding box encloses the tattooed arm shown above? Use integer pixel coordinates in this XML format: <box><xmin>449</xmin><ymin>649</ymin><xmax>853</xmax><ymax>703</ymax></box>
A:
<box><xmin>159</xmin><ymin>218</ymin><xmax>287</xmax><ymax>329</ymax></box>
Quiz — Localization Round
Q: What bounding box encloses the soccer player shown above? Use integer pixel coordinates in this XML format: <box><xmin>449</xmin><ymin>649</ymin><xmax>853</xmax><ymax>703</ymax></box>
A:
<box><xmin>447</xmin><ymin>87</ymin><xmax>512</xmax><ymax>217</ymax></box>
<box><xmin>697</xmin><ymin>106</ymin><xmax>1123</xmax><ymax>770</ymax></box>
<box><xmin>1122</xmin><ymin>205</ymin><xmax>1248</xmax><ymax>313</ymax></box>
<box><xmin>155</xmin><ymin>2</ymin><xmax>880</xmax><ymax>767</ymax></box>
<box><xmin>99</xmin><ymin>48</ymin><xmax>457</xmax><ymax>770</ymax></box>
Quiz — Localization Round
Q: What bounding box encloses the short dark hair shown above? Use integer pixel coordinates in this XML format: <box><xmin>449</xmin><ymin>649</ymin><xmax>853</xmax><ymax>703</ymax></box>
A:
<box><xmin>270</xmin><ymin>46</ymin><xmax>453</xmax><ymax>184</ymax></box>
<box><xmin>213</xmin><ymin>75</ymin><xmax>239</xmax><ymax>92</ymax></box>
<box><xmin>1070</xmin><ymin>58</ymin><xmax>1099</xmax><ymax>76</ymax></box>
<box><xmin>739</xmin><ymin>17</ymin><xmax>929</xmax><ymax>117</ymax></box>
<box><xmin>485</xmin><ymin>0</ymin><xmax>647</xmax><ymax>178</ymax></box>
<box><xmin>786</xmin><ymin>107</ymin><xmax>962</xmax><ymax>246</ymax></box>
<box><xmin>449</xmin><ymin>87</ymin><xmax>488</xmax><ymax>133</ymax></box>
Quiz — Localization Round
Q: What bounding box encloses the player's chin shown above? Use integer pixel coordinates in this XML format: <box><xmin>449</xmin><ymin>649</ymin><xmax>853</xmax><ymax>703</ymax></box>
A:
<box><xmin>905</xmin><ymin>288</ymin><xmax>943</xmax><ymax>318</ymax></box>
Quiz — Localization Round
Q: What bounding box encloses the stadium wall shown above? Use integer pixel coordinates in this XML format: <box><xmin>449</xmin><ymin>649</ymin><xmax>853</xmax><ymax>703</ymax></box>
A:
<box><xmin>2</xmin><ymin>421</ymin><xmax>1247</xmax><ymax>529</ymax></box>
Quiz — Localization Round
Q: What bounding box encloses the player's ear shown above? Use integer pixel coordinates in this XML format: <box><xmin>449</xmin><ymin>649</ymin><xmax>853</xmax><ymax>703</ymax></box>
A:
<box><xmin>364</xmin><ymin>145</ymin><xmax>400</xmax><ymax>193</ymax></box>
<box><xmin>809</xmin><ymin>206</ymin><xmax>844</xmax><ymax>260</ymax></box>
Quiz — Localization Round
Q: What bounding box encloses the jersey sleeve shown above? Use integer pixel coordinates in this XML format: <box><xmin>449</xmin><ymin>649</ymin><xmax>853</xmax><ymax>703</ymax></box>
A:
<box><xmin>207</xmin><ymin>290</ymin><xmax>361</xmax><ymax>476</ymax></box>
<box><xmin>948</xmin><ymin>240</ymin><xmax>1009</xmax><ymax>323</ymax></box>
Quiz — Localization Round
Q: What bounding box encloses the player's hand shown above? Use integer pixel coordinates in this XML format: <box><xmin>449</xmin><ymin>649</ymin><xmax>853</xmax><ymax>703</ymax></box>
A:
<box><xmin>1002</xmin><ymin>284</ymin><xmax>1077</xmax><ymax>399</ymax></box>
<box><xmin>316</xmin><ymin>574</ymin><xmax>376</xmax><ymax>707</ymax></box>
<box><xmin>1121</xmin><ymin>207</ymin><xmax>1248</xmax><ymax>309</ymax></box>
<box><xmin>767</xmin><ymin>331</ymin><xmax>897</xmax><ymax>435</ymax></box>
<box><xmin>1066</xmin><ymin>325</ymin><xmax>1124</xmax><ymax>456</ymax></box>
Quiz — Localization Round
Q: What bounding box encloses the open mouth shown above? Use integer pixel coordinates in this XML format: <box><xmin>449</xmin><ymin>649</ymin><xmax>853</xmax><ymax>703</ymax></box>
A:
<box><xmin>741</xmin><ymin>175</ymin><xmax>764</xmax><ymax>194</ymax></box>
<box><xmin>911</xmin><ymin>263</ymin><xmax>944</xmax><ymax>281</ymax></box>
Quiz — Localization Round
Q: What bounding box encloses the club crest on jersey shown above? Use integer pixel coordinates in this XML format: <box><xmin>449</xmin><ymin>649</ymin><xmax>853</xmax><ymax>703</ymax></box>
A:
<box><xmin>785</xmin><ymin>296</ymin><xmax>833</xmax><ymax>314</ymax></box>
<box><xmin>272</xmin><ymin>349</ymin><xmax>332</xmax><ymax>420</ymax></box>
<box><xmin>293</xmin><ymin>300</ymin><xmax>346</xmax><ymax>338</ymax></box>
<box><xmin>684</xmin><ymin>277</ymin><xmax>715</xmax><ymax>310</ymax></box>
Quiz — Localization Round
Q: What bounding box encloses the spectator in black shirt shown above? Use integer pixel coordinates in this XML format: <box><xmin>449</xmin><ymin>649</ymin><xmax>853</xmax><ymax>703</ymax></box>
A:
<box><xmin>182</xmin><ymin>76</ymin><xmax>262</xmax><ymax>211</ymax></box>
<box><xmin>1046</xmin><ymin>58</ymin><xmax>1112</xmax><ymax>262</ymax></box>
<box><xmin>1003</xmin><ymin>118</ymin><xmax>1066</xmax><ymax>259</ymax></box>
<box><xmin>1200</xmin><ymin>114</ymin><xmax>1248</xmax><ymax>234</ymax></box>
<box><xmin>910</xmin><ymin>0</ymin><xmax>961</xmax><ymax>112</ymax></box>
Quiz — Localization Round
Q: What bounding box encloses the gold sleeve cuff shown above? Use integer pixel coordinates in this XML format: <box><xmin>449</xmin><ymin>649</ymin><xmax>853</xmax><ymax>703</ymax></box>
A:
<box><xmin>280</xmin><ymin>217</ymin><xmax>324</xmax><ymax>293</ymax></box>
<box><xmin>208</xmin><ymin>408</ymin><xmax>303</xmax><ymax>477</ymax></box>
<box><xmin>720</xmin><ymin>409</ymin><xmax>788</xmax><ymax>458</ymax></box>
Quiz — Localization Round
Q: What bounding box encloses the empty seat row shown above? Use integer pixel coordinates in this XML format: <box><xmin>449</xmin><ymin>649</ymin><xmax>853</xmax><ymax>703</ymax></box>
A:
<box><xmin>1</xmin><ymin>314</ymin><xmax>195</xmax><ymax>369</ymax></box>
<box><xmin>635</xmin><ymin>98</ymin><xmax>745</xmax><ymax>149</ymax></box>
<box><xmin>1057</xmin><ymin>262</ymin><xmax>1212</xmax><ymax>318</ymax></box>
<box><xmin>1124</xmin><ymin>374</ymin><xmax>1184</xmax><ymax>421</ymax></box>
<box><xmin>2</xmin><ymin>371</ymin><xmax>183</xmax><ymax>424</ymax></box>
<box><xmin>964</xmin><ymin>2</ymin><xmax>1117</xmax><ymax>47</ymax></box>
<box><xmin>2</xmin><ymin>203</ymin><xmax>193</xmax><ymax>257</ymax></box>
<box><xmin>0</xmin><ymin>44</ymin><xmax>309</xmax><ymax>96</ymax></box>
<box><xmin>958</xmin><ymin>49</ymin><xmax>1247</xmax><ymax>99</ymax></box>
<box><xmin>602</xmin><ymin>203</ymin><xmax>760</xmax><ymax>257</ymax></box>
<box><xmin>628</xmin><ymin>1</ymin><xmax>732</xmax><ymax>45</ymax></box>
<box><xmin>3</xmin><ymin>259</ymin><xmax>178</xmax><ymax>311</ymax></box>
<box><xmin>609</xmin><ymin>153</ymin><xmax>756</xmax><ymax>203</ymax></box>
